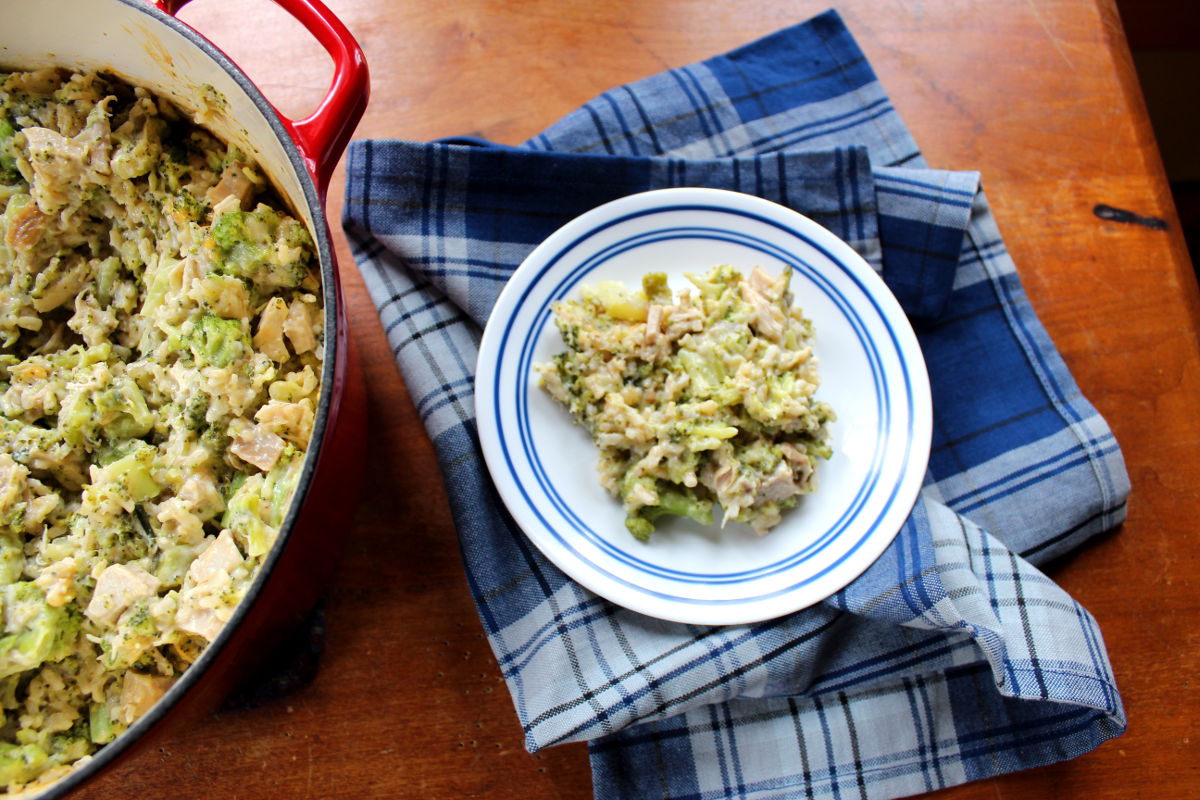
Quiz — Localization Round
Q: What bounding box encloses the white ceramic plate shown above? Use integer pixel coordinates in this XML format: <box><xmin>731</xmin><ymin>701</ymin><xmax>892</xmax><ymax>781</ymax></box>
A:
<box><xmin>475</xmin><ymin>188</ymin><xmax>931</xmax><ymax>626</ymax></box>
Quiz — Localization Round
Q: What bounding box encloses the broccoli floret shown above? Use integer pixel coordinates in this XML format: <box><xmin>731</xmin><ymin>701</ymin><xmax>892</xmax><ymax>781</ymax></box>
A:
<box><xmin>0</xmin><ymin>742</ymin><xmax>48</xmax><ymax>786</ymax></box>
<box><xmin>622</xmin><ymin>483</ymin><xmax>714</xmax><ymax>541</ymax></box>
<box><xmin>93</xmin><ymin>441</ymin><xmax>160</xmax><ymax>504</ymax></box>
<box><xmin>111</xmin><ymin>115</ymin><xmax>168</xmax><ymax>180</ymax></box>
<box><xmin>188</xmin><ymin>314</ymin><xmax>249</xmax><ymax>368</ymax></box>
<box><xmin>210</xmin><ymin>209</ymin><xmax>247</xmax><ymax>251</ymax></box>
<box><xmin>95</xmin><ymin>375</ymin><xmax>155</xmax><ymax>441</ymax></box>
<box><xmin>0</xmin><ymin>582</ymin><xmax>80</xmax><ymax>681</ymax></box>
<box><xmin>685</xmin><ymin>264</ymin><xmax>741</xmax><ymax>298</ymax></box>
<box><xmin>208</xmin><ymin>204</ymin><xmax>313</xmax><ymax>290</ymax></box>
<box><xmin>625</xmin><ymin>516</ymin><xmax>654</xmax><ymax>541</ymax></box>
<box><xmin>221</xmin><ymin>143</ymin><xmax>246</xmax><ymax>170</ymax></box>
<box><xmin>0</xmin><ymin>118</ymin><xmax>20</xmax><ymax>184</ymax></box>
<box><xmin>221</xmin><ymin>472</ymin><xmax>272</xmax><ymax>557</ymax></box>
<box><xmin>93</xmin><ymin>256</ymin><xmax>121</xmax><ymax>308</ymax></box>
<box><xmin>0</xmin><ymin>531</ymin><xmax>24</xmax><ymax>585</ymax></box>
<box><xmin>163</xmin><ymin>191</ymin><xmax>206</xmax><ymax>224</ymax></box>
<box><xmin>653</xmin><ymin>487</ymin><xmax>714</xmax><ymax>525</ymax></box>
<box><xmin>642</xmin><ymin>272</ymin><xmax>672</xmax><ymax>304</ymax></box>
<box><xmin>221</xmin><ymin>448</ymin><xmax>301</xmax><ymax>557</ymax></box>
<box><xmin>154</xmin><ymin>545</ymin><xmax>195</xmax><ymax>589</ymax></box>
<box><xmin>183</xmin><ymin>393</ymin><xmax>210</xmax><ymax>432</ymax></box>
<box><xmin>261</xmin><ymin>446</ymin><xmax>302</xmax><ymax>527</ymax></box>
<box><xmin>88</xmin><ymin>702</ymin><xmax>125</xmax><ymax>745</ymax></box>
<box><xmin>49</xmin><ymin>353</ymin><xmax>147</xmax><ymax>448</ymax></box>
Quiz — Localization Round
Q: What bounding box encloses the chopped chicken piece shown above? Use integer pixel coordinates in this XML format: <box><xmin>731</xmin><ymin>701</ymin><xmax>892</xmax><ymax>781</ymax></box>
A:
<box><xmin>757</xmin><ymin>461</ymin><xmax>800</xmax><ymax>504</ymax></box>
<box><xmin>204</xmin><ymin>160</ymin><xmax>259</xmax><ymax>211</ymax></box>
<box><xmin>86</xmin><ymin>564</ymin><xmax>161</xmax><ymax>626</ymax></box>
<box><xmin>0</xmin><ymin>454</ymin><xmax>28</xmax><ymax>513</ymax></box>
<box><xmin>229</xmin><ymin>419</ymin><xmax>286</xmax><ymax>472</ymax></box>
<box><xmin>282</xmin><ymin>298</ymin><xmax>318</xmax><ymax>354</ymax></box>
<box><xmin>32</xmin><ymin>256</ymin><xmax>91</xmax><ymax>313</ymax></box>
<box><xmin>21</xmin><ymin>127</ymin><xmax>88</xmax><ymax>213</ymax></box>
<box><xmin>118</xmin><ymin>672</ymin><xmax>176</xmax><ymax>725</ymax></box>
<box><xmin>175</xmin><ymin>603</ymin><xmax>225</xmax><ymax>643</ymax></box>
<box><xmin>640</xmin><ymin>303</ymin><xmax>666</xmax><ymax>362</ymax></box>
<box><xmin>188</xmin><ymin>530</ymin><xmax>244</xmax><ymax>586</ymax></box>
<box><xmin>253</xmin><ymin>297</ymin><xmax>290</xmax><ymax>363</ymax></box>
<box><xmin>178</xmin><ymin>473</ymin><xmax>225</xmax><ymax>520</ymax></box>
<box><xmin>175</xmin><ymin>531</ymin><xmax>244</xmax><ymax>642</ymax></box>
<box><xmin>740</xmin><ymin>279</ymin><xmax>786</xmax><ymax>342</ymax></box>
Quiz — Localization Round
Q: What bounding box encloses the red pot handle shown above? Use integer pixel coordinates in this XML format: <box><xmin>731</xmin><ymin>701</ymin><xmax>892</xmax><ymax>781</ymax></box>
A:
<box><xmin>155</xmin><ymin>0</ymin><xmax>369</xmax><ymax>198</ymax></box>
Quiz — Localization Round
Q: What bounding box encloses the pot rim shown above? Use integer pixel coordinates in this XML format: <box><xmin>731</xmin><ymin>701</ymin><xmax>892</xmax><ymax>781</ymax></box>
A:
<box><xmin>20</xmin><ymin>2</ymin><xmax>352</xmax><ymax>797</ymax></box>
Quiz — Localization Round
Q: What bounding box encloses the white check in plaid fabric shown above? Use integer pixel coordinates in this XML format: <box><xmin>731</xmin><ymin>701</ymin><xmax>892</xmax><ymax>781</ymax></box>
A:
<box><xmin>342</xmin><ymin>10</ymin><xmax>1129</xmax><ymax>799</ymax></box>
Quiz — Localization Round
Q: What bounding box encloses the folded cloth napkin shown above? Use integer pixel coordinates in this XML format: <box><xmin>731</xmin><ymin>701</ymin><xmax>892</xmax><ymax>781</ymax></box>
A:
<box><xmin>342</xmin><ymin>10</ymin><xmax>1130</xmax><ymax>799</ymax></box>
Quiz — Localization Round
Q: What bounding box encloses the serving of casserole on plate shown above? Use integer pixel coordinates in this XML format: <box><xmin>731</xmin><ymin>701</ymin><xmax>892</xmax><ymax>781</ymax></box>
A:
<box><xmin>476</xmin><ymin>187</ymin><xmax>932</xmax><ymax>626</ymax></box>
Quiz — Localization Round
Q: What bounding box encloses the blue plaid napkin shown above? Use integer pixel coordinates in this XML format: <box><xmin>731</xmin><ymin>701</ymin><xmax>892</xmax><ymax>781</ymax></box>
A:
<box><xmin>342</xmin><ymin>10</ymin><xmax>1129</xmax><ymax>799</ymax></box>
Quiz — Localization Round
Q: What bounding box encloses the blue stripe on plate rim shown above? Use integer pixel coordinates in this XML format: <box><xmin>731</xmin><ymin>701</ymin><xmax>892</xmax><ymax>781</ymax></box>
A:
<box><xmin>489</xmin><ymin>202</ymin><xmax>917</xmax><ymax>604</ymax></box>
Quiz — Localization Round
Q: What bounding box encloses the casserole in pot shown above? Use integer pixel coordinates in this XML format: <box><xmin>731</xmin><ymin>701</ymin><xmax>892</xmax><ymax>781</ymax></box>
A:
<box><xmin>0</xmin><ymin>0</ymin><xmax>367</xmax><ymax>795</ymax></box>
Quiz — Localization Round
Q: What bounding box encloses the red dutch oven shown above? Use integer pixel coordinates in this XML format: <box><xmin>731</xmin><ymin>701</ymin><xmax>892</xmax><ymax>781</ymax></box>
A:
<box><xmin>1</xmin><ymin>0</ymin><xmax>369</xmax><ymax>795</ymax></box>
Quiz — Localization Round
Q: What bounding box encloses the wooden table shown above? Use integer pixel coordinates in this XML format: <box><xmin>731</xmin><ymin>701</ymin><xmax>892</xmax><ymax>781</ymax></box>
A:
<box><xmin>73</xmin><ymin>1</ymin><xmax>1199</xmax><ymax>798</ymax></box>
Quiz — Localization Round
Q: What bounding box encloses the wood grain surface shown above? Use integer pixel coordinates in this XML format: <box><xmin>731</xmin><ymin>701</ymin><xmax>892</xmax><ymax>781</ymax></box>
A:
<box><xmin>71</xmin><ymin>1</ymin><xmax>1199</xmax><ymax>798</ymax></box>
